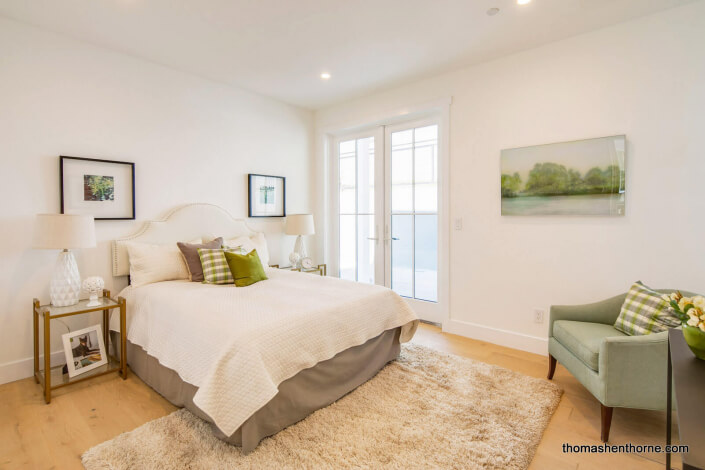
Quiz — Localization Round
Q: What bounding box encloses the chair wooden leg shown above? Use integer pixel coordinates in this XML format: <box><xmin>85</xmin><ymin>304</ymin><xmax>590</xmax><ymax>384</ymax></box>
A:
<box><xmin>547</xmin><ymin>355</ymin><xmax>557</xmax><ymax>380</ymax></box>
<box><xmin>600</xmin><ymin>405</ymin><xmax>613</xmax><ymax>443</ymax></box>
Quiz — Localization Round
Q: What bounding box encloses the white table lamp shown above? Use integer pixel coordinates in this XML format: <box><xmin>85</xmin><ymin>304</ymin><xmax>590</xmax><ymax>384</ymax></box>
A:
<box><xmin>285</xmin><ymin>214</ymin><xmax>315</xmax><ymax>267</ymax></box>
<box><xmin>33</xmin><ymin>214</ymin><xmax>96</xmax><ymax>307</ymax></box>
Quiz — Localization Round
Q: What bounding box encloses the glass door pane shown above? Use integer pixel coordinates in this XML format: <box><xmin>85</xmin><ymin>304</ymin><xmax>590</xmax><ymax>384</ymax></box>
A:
<box><xmin>389</xmin><ymin>124</ymin><xmax>438</xmax><ymax>302</ymax></box>
<box><xmin>414</xmin><ymin>214</ymin><xmax>437</xmax><ymax>302</ymax></box>
<box><xmin>338</xmin><ymin>136</ymin><xmax>376</xmax><ymax>284</ymax></box>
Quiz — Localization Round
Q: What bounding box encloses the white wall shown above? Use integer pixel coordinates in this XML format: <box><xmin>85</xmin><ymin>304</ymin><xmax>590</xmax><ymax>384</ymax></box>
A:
<box><xmin>0</xmin><ymin>18</ymin><xmax>314</xmax><ymax>383</ymax></box>
<box><xmin>315</xmin><ymin>2</ymin><xmax>705</xmax><ymax>353</ymax></box>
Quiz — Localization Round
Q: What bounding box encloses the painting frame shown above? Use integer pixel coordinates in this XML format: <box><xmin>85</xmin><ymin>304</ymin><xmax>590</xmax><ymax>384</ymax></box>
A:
<box><xmin>60</xmin><ymin>155</ymin><xmax>135</xmax><ymax>220</ymax></box>
<box><xmin>61</xmin><ymin>324</ymin><xmax>108</xmax><ymax>378</ymax></box>
<box><xmin>248</xmin><ymin>173</ymin><xmax>286</xmax><ymax>218</ymax></box>
<box><xmin>500</xmin><ymin>135</ymin><xmax>626</xmax><ymax>217</ymax></box>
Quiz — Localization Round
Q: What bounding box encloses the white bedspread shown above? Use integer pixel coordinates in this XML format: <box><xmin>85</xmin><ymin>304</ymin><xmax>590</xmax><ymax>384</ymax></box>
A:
<box><xmin>116</xmin><ymin>268</ymin><xmax>418</xmax><ymax>436</ymax></box>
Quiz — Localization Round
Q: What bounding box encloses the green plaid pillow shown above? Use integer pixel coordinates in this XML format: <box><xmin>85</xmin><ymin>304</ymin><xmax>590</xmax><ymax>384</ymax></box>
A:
<box><xmin>614</xmin><ymin>281</ymin><xmax>681</xmax><ymax>335</ymax></box>
<box><xmin>198</xmin><ymin>248</ymin><xmax>238</xmax><ymax>285</ymax></box>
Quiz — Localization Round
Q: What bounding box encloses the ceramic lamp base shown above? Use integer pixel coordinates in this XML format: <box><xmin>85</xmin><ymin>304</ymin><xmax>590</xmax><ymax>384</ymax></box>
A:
<box><xmin>50</xmin><ymin>250</ymin><xmax>81</xmax><ymax>307</ymax></box>
<box><xmin>290</xmin><ymin>235</ymin><xmax>307</xmax><ymax>269</ymax></box>
<box><xmin>683</xmin><ymin>325</ymin><xmax>705</xmax><ymax>360</ymax></box>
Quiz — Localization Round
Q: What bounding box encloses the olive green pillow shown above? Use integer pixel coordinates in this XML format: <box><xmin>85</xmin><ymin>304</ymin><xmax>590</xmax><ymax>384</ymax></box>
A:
<box><xmin>224</xmin><ymin>249</ymin><xmax>268</xmax><ymax>287</ymax></box>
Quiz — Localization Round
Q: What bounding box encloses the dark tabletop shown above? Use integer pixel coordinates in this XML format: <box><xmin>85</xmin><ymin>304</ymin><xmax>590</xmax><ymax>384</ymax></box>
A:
<box><xmin>669</xmin><ymin>328</ymin><xmax>705</xmax><ymax>470</ymax></box>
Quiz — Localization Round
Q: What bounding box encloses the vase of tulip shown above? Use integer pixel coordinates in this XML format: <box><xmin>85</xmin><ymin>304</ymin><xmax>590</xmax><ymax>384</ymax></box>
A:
<box><xmin>663</xmin><ymin>292</ymin><xmax>705</xmax><ymax>360</ymax></box>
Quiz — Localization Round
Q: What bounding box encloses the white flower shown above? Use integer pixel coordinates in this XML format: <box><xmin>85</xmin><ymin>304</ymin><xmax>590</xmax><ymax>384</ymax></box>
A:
<box><xmin>694</xmin><ymin>296</ymin><xmax>705</xmax><ymax>310</ymax></box>
<box><xmin>700</xmin><ymin>322</ymin><xmax>705</xmax><ymax>332</ymax></box>
<box><xmin>687</xmin><ymin>317</ymin><xmax>699</xmax><ymax>327</ymax></box>
<box><xmin>662</xmin><ymin>294</ymin><xmax>671</xmax><ymax>302</ymax></box>
<box><xmin>679</xmin><ymin>297</ymin><xmax>694</xmax><ymax>310</ymax></box>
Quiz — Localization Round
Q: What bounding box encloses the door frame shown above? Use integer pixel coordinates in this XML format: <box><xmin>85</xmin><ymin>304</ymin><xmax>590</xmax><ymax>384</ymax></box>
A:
<box><xmin>322</xmin><ymin>98</ymin><xmax>451</xmax><ymax>326</ymax></box>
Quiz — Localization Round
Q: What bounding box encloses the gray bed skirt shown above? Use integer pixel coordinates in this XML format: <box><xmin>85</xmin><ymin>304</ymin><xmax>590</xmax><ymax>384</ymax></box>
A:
<box><xmin>118</xmin><ymin>327</ymin><xmax>401</xmax><ymax>453</ymax></box>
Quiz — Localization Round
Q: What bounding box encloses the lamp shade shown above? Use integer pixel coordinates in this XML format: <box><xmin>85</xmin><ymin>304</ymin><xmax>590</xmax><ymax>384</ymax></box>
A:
<box><xmin>285</xmin><ymin>214</ymin><xmax>315</xmax><ymax>235</ymax></box>
<box><xmin>33</xmin><ymin>214</ymin><xmax>96</xmax><ymax>249</ymax></box>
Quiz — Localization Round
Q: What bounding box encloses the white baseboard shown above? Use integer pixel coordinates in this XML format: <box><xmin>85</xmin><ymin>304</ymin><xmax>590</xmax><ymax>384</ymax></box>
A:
<box><xmin>0</xmin><ymin>350</ymin><xmax>65</xmax><ymax>385</ymax></box>
<box><xmin>442</xmin><ymin>319</ymin><xmax>548</xmax><ymax>356</ymax></box>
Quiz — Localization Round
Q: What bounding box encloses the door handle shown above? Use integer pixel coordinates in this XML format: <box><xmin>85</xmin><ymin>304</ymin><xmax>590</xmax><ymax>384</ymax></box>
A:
<box><xmin>384</xmin><ymin>237</ymin><xmax>399</xmax><ymax>241</ymax></box>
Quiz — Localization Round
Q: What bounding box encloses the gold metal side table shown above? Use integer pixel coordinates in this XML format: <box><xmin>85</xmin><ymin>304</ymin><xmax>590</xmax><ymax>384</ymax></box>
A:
<box><xmin>271</xmin><ymin>264</ymin><xmax>327</xmax><ymax>276</ymax></box>
<box><xmin>33</xmin><ymin>289</ymin><xmax>126</xmax><ymax>404</ymax></box>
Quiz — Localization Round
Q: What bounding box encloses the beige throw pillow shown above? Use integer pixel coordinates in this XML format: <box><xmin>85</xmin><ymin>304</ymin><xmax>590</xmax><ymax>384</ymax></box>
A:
<box><xmin>224</xmin><ymin>232</ymin><xmax>270</xmax><ymax>267</ymax></box>
<box><xmin>126</xmin><ymin>239</ymin><xmax>201</xmax><ymax>287</ymax></box>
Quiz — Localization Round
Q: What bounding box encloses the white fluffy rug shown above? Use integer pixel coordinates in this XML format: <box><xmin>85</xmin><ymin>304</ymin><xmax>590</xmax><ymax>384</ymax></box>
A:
<box><xmin>82</xmin><ymin>344</ymin><xmax>562</xmax><ymax>470</ymax></box>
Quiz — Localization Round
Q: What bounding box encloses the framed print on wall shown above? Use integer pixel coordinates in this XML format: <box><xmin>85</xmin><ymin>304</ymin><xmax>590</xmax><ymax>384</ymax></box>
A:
<box><xmin>500</xmin><ymin>135</ymin><xmax>625</xmax><ymax>216</ymax></box>
<box><xmin>248</xmin><ymin>174</ymin><xmax>286</xmax><ymax>217</ymax></box>
<box><xmin>60</xmin><ymin>156</ymin><xmax>135</xmax><ymax>220</ymax></box>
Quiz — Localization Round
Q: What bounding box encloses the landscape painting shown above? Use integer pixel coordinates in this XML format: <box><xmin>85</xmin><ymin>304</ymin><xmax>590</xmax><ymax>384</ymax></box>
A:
<box><xmin>501</xmin><ymin>135</ymin><xmax>625</xmax><ymax>216</ymax></box>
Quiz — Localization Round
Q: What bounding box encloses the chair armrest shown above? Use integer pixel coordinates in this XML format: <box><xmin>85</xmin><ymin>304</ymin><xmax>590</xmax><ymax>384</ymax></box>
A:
<box><xmin>598</xmin><ymin>331</ymin><xmax>670</xmax><ymax>408</ymax></box>
<box><xmin>549</xmin><ymin>293</ymin><xmax>626</xmax><ymax>337</ymax></box>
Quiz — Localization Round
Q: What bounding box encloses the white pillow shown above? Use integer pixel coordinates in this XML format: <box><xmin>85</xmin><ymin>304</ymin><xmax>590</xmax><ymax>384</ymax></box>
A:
<box><xmin>224</xmin><ymin>232</ymin><xmax>270</xmax><ymax>266</ymax></box>
<box><xmin>126</xmin><ymin>239</ymin><xmax>201</xmax><ymax>287</ymax></box>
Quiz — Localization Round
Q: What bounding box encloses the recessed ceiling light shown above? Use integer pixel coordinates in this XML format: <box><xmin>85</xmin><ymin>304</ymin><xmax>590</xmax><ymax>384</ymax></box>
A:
<box><xmin>320</xmin><ymin>72</ymin><xmax>331</xmax><ymax>80</ymax></box>
<box><xmin>486</xmin><ymin>7</ymin><xmax>500</xmax><ymax>16</ymax></box>
<box><xmin>517</xmin><ymin>0</ymin><xmax>531</xmax><ymax>4</ymax></box>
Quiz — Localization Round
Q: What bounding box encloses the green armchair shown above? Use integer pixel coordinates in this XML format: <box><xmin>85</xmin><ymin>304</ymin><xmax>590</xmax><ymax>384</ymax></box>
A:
<box><xmin>547</xmin><ymin>290</ymin><xmax>697</xmax><ymax>442</ymax></box>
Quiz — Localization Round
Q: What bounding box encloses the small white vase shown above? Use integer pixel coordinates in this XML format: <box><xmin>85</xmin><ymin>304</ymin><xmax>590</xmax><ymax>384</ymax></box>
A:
<box><xmin>83</xmin><ymin>276</ymin><xmax>105</xmax><ymax>307</ymax></box>
<box><xmin>50</xmin><ymin>250</ymin><xmax>81</xmax><ymax>307</ymax></box>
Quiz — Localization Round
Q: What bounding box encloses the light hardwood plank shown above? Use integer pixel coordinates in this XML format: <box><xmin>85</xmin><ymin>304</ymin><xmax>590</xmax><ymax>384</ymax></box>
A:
<box><xmin>0</xmin><ymin>323</ymin><xmax>680</xmax><ymax>469</ymax></box>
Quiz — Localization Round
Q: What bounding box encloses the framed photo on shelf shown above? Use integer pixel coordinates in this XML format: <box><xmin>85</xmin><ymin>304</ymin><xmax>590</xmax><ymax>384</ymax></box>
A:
<box><xmin>60</xmin><ymin>156</ymin><xmax>135</xmax><ymax>220</ymax></box>
<box><xmin>61</xmin><ymin>324</ymin><xmax>108</xmax><ymax>378</ymax></box>
<box><xmin>248</xmin><ymin>174</ymin><xmax>286</xmax><ymax>217</ymax></box>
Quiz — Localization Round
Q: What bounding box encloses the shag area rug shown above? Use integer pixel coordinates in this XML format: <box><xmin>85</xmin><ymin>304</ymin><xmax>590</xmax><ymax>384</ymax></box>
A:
<box><xmin>83</xmin><ymin>344</ymin><xmax>562</xmax><ymax>470</ymax></box>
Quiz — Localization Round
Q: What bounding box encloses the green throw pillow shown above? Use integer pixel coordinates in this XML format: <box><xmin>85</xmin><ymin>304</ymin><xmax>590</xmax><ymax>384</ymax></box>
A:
<box><xmin>198</xmin><ymin>248</ymin><xmax>239</xmax><ymax>285</ymax></box>
<box><xmin>614</xmin><ymin>281</ymin><xmax>681</xmax><ymax>335</ymax></box>
<box><xmin>224</xmin><ymin>249</ymin><xmax>268</xmax><ymax>287</ymax></box>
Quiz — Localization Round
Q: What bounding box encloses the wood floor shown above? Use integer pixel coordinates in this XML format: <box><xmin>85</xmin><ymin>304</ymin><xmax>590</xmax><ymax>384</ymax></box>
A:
<box><xmin>0</xmin><ymin>323</ymin><xmax>680</xmax><ymax>470</ymax></box>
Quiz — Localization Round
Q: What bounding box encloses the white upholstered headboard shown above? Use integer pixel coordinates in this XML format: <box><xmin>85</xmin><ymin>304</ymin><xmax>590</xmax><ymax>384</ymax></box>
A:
<box><xmin>112</xmin><ymin>203</ymin><xmax>258</xmax><ymax>276</ymax></box>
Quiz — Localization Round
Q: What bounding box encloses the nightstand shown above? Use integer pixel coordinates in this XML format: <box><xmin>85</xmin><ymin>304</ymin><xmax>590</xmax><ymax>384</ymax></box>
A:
<box><xmin>270</xmin><ymin>264</ymin><xmax>327</xmax><ymax>276</ymax></box>
<box><xmin>33</xmin><ymin>289</ymin><xmax>126</xmax><ymax>404</ymax></box>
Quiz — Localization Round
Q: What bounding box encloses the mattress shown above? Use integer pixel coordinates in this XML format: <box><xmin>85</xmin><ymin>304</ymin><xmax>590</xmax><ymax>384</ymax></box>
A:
<box><xmin>113</xmin><ymin>268</ymin><xmax>418</xmax><ymax>440</ymax></box>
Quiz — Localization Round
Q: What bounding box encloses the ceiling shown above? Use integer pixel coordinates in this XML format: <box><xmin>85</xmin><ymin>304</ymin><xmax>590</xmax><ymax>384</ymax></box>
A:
<box><xmin>0</xmin><ymin>0</ymin><xmax>696</xmax><ymax>109</ymax></box>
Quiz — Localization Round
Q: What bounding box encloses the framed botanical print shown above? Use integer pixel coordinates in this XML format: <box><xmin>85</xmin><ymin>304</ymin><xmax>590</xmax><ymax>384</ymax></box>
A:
<box><xmin>248</xmin><ymin>174</ymin><xmax>286</xmax><ymax>217</ymax></box>
<box><xmin>60</xmin><ymin>156</ymin><xmax>135</xmax><ymax>220</ymax></box>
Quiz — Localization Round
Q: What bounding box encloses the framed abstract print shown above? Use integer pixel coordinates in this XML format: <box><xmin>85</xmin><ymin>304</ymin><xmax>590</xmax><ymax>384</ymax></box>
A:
<box><xmin>248</xmin><ymin>174</ymin><xmax>286</xmax><ymax>217</ymax></box>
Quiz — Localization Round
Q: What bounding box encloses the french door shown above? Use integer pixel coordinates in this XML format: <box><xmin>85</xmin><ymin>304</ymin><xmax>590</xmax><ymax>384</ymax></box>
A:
<box><xmin>334</xmin><ymin>118</ymin><xmax>444</xmax><ymax>323</ymax></box>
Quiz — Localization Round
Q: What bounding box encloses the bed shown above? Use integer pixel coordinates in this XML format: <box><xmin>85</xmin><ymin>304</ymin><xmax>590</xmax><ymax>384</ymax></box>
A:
<box><xmin>110</xmin><ymin>204</ymin><xmax>419</xmax><ymax>453</ymax></box>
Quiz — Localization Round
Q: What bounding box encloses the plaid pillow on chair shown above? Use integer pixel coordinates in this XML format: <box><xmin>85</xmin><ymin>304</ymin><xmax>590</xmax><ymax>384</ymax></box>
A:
<box><xmin>614</xmin><ymin>281</ymin><xmax>681</xmax><ymax>335</ymax></box>
<box><xmin>198</xmin><ymin>248</ymin><xmax>239</xmax><ymax>285</ymax></box>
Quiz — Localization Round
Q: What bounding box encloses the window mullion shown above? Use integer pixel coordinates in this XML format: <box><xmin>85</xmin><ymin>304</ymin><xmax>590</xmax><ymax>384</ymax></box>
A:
<box><xmin>411</xmin><ymin>128</ymin><xmax>416</xmax><ymax>300</ymax></box>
